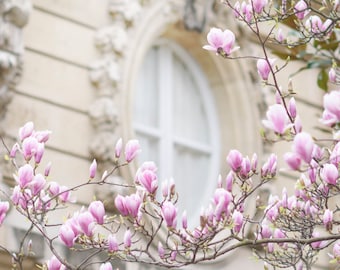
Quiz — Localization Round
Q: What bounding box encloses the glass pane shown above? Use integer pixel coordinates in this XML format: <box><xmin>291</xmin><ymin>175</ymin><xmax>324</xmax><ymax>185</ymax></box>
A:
<box><xmin>135</xmin><ymin>131</ymin><xmax>160</xmax><ymax>165</ymax></box>
<box><xmin>172</xmin><ymin>55</ymin><xmax>210</xmax><ymax>144</ymax></box>
<box><xmin>133</xmin><ymin>48</ymin><xmax>159</xmax><ymax>128</ymax></box>
<box><xmin>173</xmin><ymin>144</ymin><xmax>212</xmax><ymax>227</ymax></box>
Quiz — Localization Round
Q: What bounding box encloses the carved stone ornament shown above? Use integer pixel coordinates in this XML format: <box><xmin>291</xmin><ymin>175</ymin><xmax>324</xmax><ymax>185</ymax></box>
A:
<box><xmin>94</xmin><ymin>23</ymin><xmax>128</xmax><ymax>54</ymax></box>
<box><xmin>0</xmin><ymin>0</ymin><xmax>31</xmax><ymax>133</ymax></box>
<box><xmin>89</xmin><ymin>0</ymin><xmax>146</xmax><ymax>164</ymax></box>
<box><xmin>0</xmin><ymin>0</ymin><xmax>30</xmax><ymax>185</ymax></box>
<box><xmin>89</xmin><ymin>56</ymin><xmax>121</xmax><ymax>90</ymax></box>
<box><xmin>108</xmin><ymin>0</ymin><xmax>142</xmax><ymax>23</ymax></box>
<box><xmin>88</xmin><ymin>97</ymin><xmax>118</xmax><ymax>131</ymax></box>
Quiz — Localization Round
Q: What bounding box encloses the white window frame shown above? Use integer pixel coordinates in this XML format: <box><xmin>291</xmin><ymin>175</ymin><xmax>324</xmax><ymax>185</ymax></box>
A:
<box><xmin>133</xmin><ymin>39</ymin><xmax>220</xmax><ymax>220</ymax></box>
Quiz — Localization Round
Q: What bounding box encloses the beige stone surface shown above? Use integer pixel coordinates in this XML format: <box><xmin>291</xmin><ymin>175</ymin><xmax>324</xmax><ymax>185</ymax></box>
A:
<box><xmin>24</xmin><ymin>8</ymin><xmax>98</xmax><ymax>67</ymax></box>
<box><xmin>17</xmin><ymin>50</ymin><xmax>94</xmax><ymax>113</ymax></box>
<box><xmin>5</xmin><ymin>94</ymin><xmax>92</xmax><ymax>158</ymax></box>
<box><xmin>32</xmin><ymin>0</ymin><xmax>111</xmax><ymax>28</ymax></box>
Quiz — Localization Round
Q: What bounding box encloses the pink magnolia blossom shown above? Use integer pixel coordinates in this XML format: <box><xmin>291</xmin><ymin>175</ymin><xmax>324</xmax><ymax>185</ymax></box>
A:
<box><xmin>99</xmin><ymin>262</ymin><xmax>113</xmax><ymax>270</ymax></box>
<box><xmin>321</xmin><ymin>110</ymin><xmax>338</xmax><ymax>126</ymax></box>
<box><xmin>59</xmin><ymin>224</ymin><xmax>77</xmax><ymax>247</ymax></box>
<box><xmin>232</xmin><ymin>210</ymin><xmax>243</xmax><ymax>233</ymax></box>
<box><xmin>321</xmin><ymin>163</ymin><xmax>338</xmax><ymax>185</ymax></box>
<box><xmin>226</xmin><ymin>149</ymin><xmax>243</xmax><ymax>172</ymax></box>
<box><xmin>261</xmin><ymin>154</ymin><xmax>277</xmax><ymax>176</ymax></box>
<box><xmin>305</xmin><ymin>15</ymin><xmax>323</xmax><ymax>33</ymax></box>
<box><xmin>333</xmin><ymin>241</ymin><xmax>340</xmax><ymax>259</ymax></box>
<box><xmin>161</xmin><ymin>201</ymin><xmax>177</xmax><ymax>228</ymax></box>
<box><xmin>124</xmin><ymin>229</ymin><xmax>132</xmax><ymax>248</ymax></box>
<box><xmin>19</xmin><ymin>122</ymin><xmax>34</xmax><ymax>141</ymax></box>
<box><xmin>58</xmin><ymin>186</ymin><xmax>71</xmax><ymax>203</ymax></box>
<box><xmin>135</xmin><ymin>164</ymin><xmax>158</xmax><ymax>194</ymax></box>
<box><xmin>22</xmin><ymin>137</ymin><xmax>39</xmax><ymax>160</ymax></box>
<box><xmin>158</xmin><ymin>242</ymin><xmax>165</xmax><ymax>258</ymax></box>
<box><xmin>161</xmin><ymin>180</ymin><xmax>169</xmax><ymax>198</ymax></box>
<box><xmin>77</xmin><ymin>212</ymin><xmax>95</xmax><ymax>237</ymax></box>
<box><xmin>262</xmin><ymin>104</ymin><xmax>292</xmax><ymax>134</ymax></box>
<box><xmin>322</xmin><ymin>19</ymin><xmax>333</xmax><ymax>33</ymax></box>
<box><xmin>288</xmin><ymin>97</ymin><xmax>297</xmax><ymax>118</ymax></box>
<box><xmin>171</xmin><ymin>251</ymin><xmax>177</xmax><ymax>261</ymax></box>
<box><xmin>273</xmin><ymin>228</ymin><xmax>285</xmax><ymax>239</ymax></box>
<box><xmin>257</xmin><ymin>58</ymin><xmax>275</xmax><ymax>81</ymax></box>
<box><xmin>259</xmin><ymin>223</ymin><xmax>272</xmax><ymax>239</ymax></box>
<box><xmin>17</xmin><ymin>164</ymin><xmax>34</xmax><ymax>188</ymax></box>
<box><xmin>294</xmin><ymin>0</ymin><xmax>308</xmax><ymax>20</ymax></box>
<box><xmin>203</xmin><ymin>28</ymin><xmax>239</xmax><ymax>55</ymax></box>
<box><xmin>293</xmin><ymin>132</ymin><xmax>314</xmax><ymax>164</ymax></box>
<box><xmin>182</xmin><ymin>211</ymin><xmax>188</xmax><ymax>229</ymax></box>
<box><xmin>65</xmin><ymin>217</ymin><xmax>80</xmax><ymax>236</ymax></box>
<box><xmin>310</xmin><ymin>231</ymin><xmax>327</xmax><ymax>249</ymax></box>
<box><xmin>89</xmin><ymin>159</ymin><xmax>97</xmax><ymax>179</ymax></box>
<box><xmin>34</xmin><ymin>130</ymin><xmax>51</xmax><ymax>143</ymax></box>
<box><xmin>9</xmin><ymin>143</ymin><xmax>19</xmax><ymax>158</ymax></box>
<box><xmin>284</xmin><ymin>152</ymin><xmax>302</xmax><ymax>170</ymax></box>
<box><xmin>115</xmin><ymin>138</ymin><xmax>123</xmax><ymax>158</ymax></box>
<box><xmin>276</xmin><ymin>28</ymin><xmax>284</xmax><ymax>42</ymax></box>
<box><xmin>30</xmin><ymin>174</ymin><xmax>46</xmax><ymax>196</ymax></box>
<box><xmin>294</xmin><ymin>115</ymin><xmax>302</xmax><ymax>133</ymax></box>
<box><xmin>114</xmin><ymin>195</ymin><xmax>129</xmax><ymax>216</ymax></box>
<box><xmin>241</xmin><ymin>2</ymin><xmax>253</xmax><ymax>22</ymax></box>
<box><xmin>89</xmin><ymin>200</ymin><xmax>105</xmax><ymax>224</ymax></box>
<box><xmin>251</xmin><ymin>153</ymin><xmax>258</xmax><ymax>171</ymax></box>
<box><xmin>46</xmin><ymin>255</ymin><xmax>66</xmax><ymax>270</ymax></box>
<box><xmin>125</xmin><ymin>193</ymin><xmax>142</xmax><ymax>218</ymax></box>
<box><xmin>225</xmin><ymin>171</ymin><xmax>234</xmax><ymax>192</ymax></box>
<box><xmin>44</xmin><ymin>162</ymin><xmax>52</xmax><ymax>177</ymax></box>
<box><xmin>34</xmin><ymin>142</ymin><xmax>45</xmax><ymax>164</ymax></box>
<box><xmin>0</xmin><ymin>201</ymin><xmax>9</xmax><ymax>225</ymax></box>
<box><xmin>11</xmin><ymin>185</ymin><xmax>22</xmax><ymax>206</ymax></box>
<box><xmin>108</xmin><ymin>234</ymin><xmax>119</xmax><ymax>252</ymax></box>
<box><xmin>265</xmin><ymin>205</ymin><xmax>278</xmax><ymax>222</ymax></box>
<box><xmin>240</xmin><ymin>156</ymin><xmax>251</xmax><ymax>178</ymax></box>
<box><xmin>49</xmin><ymin>181</ymin><xmax>60</xmax><ymax>196</ymax></box>
<box><xmin>329</xmin><ymin>68</ymin><xmax>337</xmax><ymax>83</ymax></box>
<box><xmin>321</xmin><ymin>90</ymin><xmax>340</xmax><ymax>126</ymax></box>
<box><xmin>213</xmin><ymin>188</ymin><xmax>232</xmax><ymax>211</ymax></box>
<box><xmin>124</xmin><ymin>139</ymin><xmax>140</xmax><ymax>162</ymax></box>
<box><xmin>323</xmin><ymin>209</ymin><xmax>333</xmax><ymax>230</ymax></box>
<box><xmin>233</xmin><ymin>1</ymin><xmax>241</xmax><ymax>18</ymax></box>
<box><xmin>330</xmin><ymin>142</ymin><xmax>340</xmax><ymax>165</ymax></box>
<box><xmin>251</xmin><ymin>0</ymin><xmax>268</xmax><ymax>13</ymax></box>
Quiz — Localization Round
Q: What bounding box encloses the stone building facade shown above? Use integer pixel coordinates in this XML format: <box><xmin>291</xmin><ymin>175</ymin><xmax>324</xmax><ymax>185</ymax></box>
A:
<box><xmin>0</xmin><ymin>0</ymin><xmax>326</xmax><ymax>269</ymax></box>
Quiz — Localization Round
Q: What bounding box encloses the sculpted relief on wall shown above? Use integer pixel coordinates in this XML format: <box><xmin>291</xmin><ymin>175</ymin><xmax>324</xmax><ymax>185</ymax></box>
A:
<box><xmin>0</xmin><ymin>0</ymin><xmax>31</xmax><ymax>134</ymax></box>
<box><xmin>0</xmin><ymin>0</ymin><xmax>30</xmax><ymax>185</ymax></box>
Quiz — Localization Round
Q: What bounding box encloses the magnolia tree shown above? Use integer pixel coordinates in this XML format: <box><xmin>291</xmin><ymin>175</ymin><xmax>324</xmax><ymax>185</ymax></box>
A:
<box><xmin>1</xmin><ymin>0</ymin><xmax>340</xmax><ymax>269</ymax></box>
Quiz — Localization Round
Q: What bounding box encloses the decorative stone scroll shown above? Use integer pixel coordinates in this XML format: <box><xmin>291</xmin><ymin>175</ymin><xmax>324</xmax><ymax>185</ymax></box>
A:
<box><xmin>88</xmin><ymin>0</ymin><xmax>144</xmax><ymax>165</ymax></box>
<box><xmin>0</xmin><ymin>0</ymin><xmax>31</xmax><ymax>185</ymax></box>
<box><xmin>0</xmin><ymin>0</ymin><xmax>31</xmax><ymax>134</ymax></box>
<box><xmin>89</xmin><ymin>0</ymin><xmax>150</xmax><ymax>204</ymax></box>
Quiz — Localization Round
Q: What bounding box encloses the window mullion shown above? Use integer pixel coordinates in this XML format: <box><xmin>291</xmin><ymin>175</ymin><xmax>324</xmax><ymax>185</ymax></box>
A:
<box><xmin>158</xmin><ymin>46</ymin><xmax>173</xmax><ymax>181</ymax></box>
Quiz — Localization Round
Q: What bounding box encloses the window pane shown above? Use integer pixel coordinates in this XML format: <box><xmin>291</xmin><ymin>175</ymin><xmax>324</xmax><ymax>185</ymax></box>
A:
<box><xmin>135</xmin><ymin>132</ymin><xmax>160</xmax><ymax>165</ymax></box>
<box><xmin>173</xmin><ymin>144</ymin><xmax>211</xmax><ymax>224</ymax></box>
<box><xmin>172</xmin><ymin>55</ymin><xmax>210</xmax><ymax>144</ymax></box>
<box><xmin>133</xmin><ymin>48</ymin><xmax>159</xmax><ymax>128</ymax></box>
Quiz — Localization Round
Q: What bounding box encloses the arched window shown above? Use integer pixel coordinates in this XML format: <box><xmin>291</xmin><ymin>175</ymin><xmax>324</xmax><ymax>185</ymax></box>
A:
<box><xmin>133</xmin><ymin>40</ymin><xmax>220</xmax><ymax>224</ymax></box>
